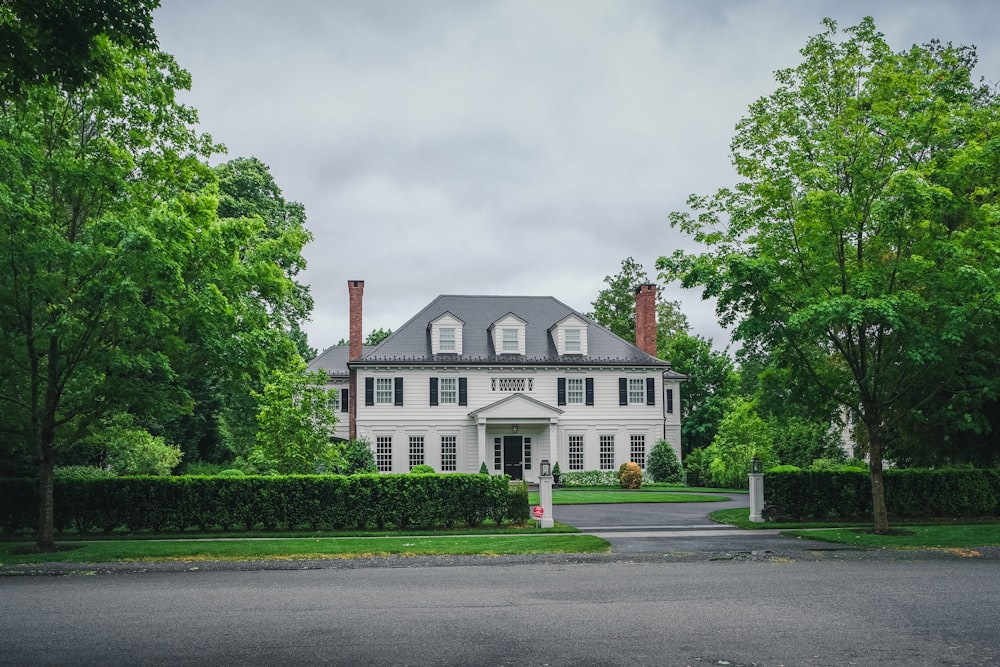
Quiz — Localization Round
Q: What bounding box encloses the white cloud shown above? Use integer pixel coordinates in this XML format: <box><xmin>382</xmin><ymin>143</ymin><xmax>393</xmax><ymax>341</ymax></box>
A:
<box><xmin>154</xmin><ymin>0</ymin><xmax>1000</xmax><ymax>354</ymax></box>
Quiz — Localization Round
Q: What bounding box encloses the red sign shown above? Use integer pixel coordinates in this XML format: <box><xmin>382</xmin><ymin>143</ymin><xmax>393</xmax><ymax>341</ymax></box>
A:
<box><xmin>533</xmin><ymin>506</ymin><xmax>544</xmax><ymax>519</ymax></box>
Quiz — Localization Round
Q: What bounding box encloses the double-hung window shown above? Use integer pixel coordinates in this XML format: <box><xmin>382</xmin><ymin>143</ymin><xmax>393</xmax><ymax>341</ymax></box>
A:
<box><xmin>375</xmin><ymin>378</ymin><xmax>394</xmax><ymax>404</ymax></box>
<box><xmin>439</xmin><ymin>377</ymin><xmax>457</xmax><ymax>404</ymax></box>
<box><xmin>439</xmin><ymin>327</ymin><xmax>456</xmax><ymax>352</ymax></box>
<box><xmin>628</xmin><ymin>378</ymin><xmax>645</xmax><ymax>404</ymax></box>
<box><xmin>564</xmin><ymin>328</ymin><xmax>581</xmax><ymax>353</ymax></box>
<box><xmin>566</xmin><ymin>377</ymin><xmax>584</xmax><ymax>404</ymax></box>
<box><xmin>502</xmin><ymin>328</ymin><xmax>519</xmax><ymax>353</ymax></box>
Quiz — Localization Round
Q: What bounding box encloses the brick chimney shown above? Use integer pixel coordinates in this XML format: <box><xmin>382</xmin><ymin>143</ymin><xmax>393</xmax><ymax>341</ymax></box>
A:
<box><xmin>348</xmin><ymin>280</ymin><xmax>364</xmax><ymax>439</ymax></box>
<box><xmin>634</xmin><ymin>283</ymin><xmax>657</xmax><ymax>357</ymax></box>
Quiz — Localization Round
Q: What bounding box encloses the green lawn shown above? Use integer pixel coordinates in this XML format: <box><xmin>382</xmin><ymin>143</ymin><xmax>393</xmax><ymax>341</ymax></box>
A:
<box><xmin>0</xmin><ymin>533</ymin><xmax>610</xmax><ymax>566</ymax></box>
<box><xmin>711</xmin><ymin>507</ymin><xmax>1000</xmax><ymax>550</ymax></box>
<box><xmin>781</xmin><ymin>525</ymin><xmax>1000</xmax><ymax>550</ymax></box>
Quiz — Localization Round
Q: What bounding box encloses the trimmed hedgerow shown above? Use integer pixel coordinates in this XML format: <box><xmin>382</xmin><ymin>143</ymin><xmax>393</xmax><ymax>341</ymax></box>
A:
<box><xmin>764</xmin><ymin>468</ymin><xmax>1000</xmax><ymax>520</ymax></box>
<box><xmin>0</xmin><ymin>473</ymin><xmax>522</xmax><ymax>535</ymax></box>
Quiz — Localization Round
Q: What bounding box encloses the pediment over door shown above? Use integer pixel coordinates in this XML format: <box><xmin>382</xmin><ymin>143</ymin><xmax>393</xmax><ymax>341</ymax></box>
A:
<box><xmin>469</xmin><ymin>393</ymin><xmax>563</xmax><ymax>422</ymax></box>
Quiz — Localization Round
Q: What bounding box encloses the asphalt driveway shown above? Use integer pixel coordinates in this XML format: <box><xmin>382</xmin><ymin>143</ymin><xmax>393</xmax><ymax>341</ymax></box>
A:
<box><xmin>552</xmin><ymin>492</ymin><xmax>818</xmax><ymax>554</ymax></box>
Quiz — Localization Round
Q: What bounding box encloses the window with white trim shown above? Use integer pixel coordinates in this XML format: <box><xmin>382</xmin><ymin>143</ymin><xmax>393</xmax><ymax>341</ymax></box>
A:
<box><xmin>566</xmin><ymin>377</ymin><xmax>584</xmax><ymax>404</ymax></box>
<box><xmin>409</xmin><ymin>435</ymin><xmax>425</xmax><ymax>470</ymax></box>
<box><xmin>439</xmin><ymin>377</ymin><xmax>457</xmax><ymax>404</ymax></box>
<box><xmin>523</xmin><ymin>437</ymin><xmax>532</xmax><ymax>471</ymax></box>
<box><xmin>600</xmin><ymin>435</ymin><xmax>615</xmax><ymax>470</ymax></box>
<box><xmin>568</xmin><ymin>434</ymin><xmax>584</xmax><ymax>470</ymax></box>
<box><xmin>376</xmin><ymin>436</ymin><xmax>392</xmax><ymax>472</ymax></box>
<box><xmin>440</xmin><ymin>435</ymin><xmax>457</xmax><ymax>472</ymax></box>
<box><xmin>439</xmin><ymin>327</ymin><xmax>456</xmax><ymax>352</ymax></box>
<box><xmin>630</xmin><ymin>434</ymin><xmax>646</xmax><ymax>469</ymax></box>
<box><xmin>628</xmin><ymin>378</ymin><xmax>645</xmax><ymax>404</ymax></box>
<box><xmin>375</xmin><ymin>377</ymin><xmax>393</xmax><ymax>404</ymax></box>
<box><xmin>501</xmin><ymin>327</ymin><xmax>519</xmax><ymax>353</ymax></box>
<box><xmin>564</xmin><ymin>328</ymin><xmax>581</xmax><ymax>353</ymax></box>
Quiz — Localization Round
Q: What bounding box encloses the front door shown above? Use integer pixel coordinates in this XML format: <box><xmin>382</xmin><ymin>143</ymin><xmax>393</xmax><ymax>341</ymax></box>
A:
<box><xmin>503</xmin><ymin>436</ymin><xmax>523</xmax><ymax>480</ymax></box>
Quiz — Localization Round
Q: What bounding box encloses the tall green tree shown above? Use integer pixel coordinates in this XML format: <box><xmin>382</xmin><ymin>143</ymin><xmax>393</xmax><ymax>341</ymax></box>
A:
<box><xmin>248</xmin><ymin>365</ymin><xmax>342</xmax><ymax>475</ymax></box>
<box><xmin>163</xmin><ymin>157</ymin><xmax>316</xmax><ymax>463</ymax></box>
<box><xmin>659</xmin><ymin>18</ymin><xmax>1000</xmax><ymax>532</ymax></box>
<box><xmin>588</xmin><ymin>257</ymin><xmax>688</xmax><ymax>345</ymax></box>
<box><xmin>590</xmin><ymin>258</ymin><xmax>735</xmax><ymax>458</ymax></box>
<box><xmin>0</xmin><ymin>44</ymin><xmax>219</xmax><ymax>549</ymax></box>
<box><xmin>662</xmin><ymin>333</ymin><xmax>737</xmax><ymax>456</ymax></box>
<box><xmin>0</xmin><ymin>0</ymin><xmax>159</xmax><ymax>96</ymax></box>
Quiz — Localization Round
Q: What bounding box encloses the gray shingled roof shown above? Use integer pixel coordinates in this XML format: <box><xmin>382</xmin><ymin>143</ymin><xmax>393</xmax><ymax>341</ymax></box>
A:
<box><xmin>353</xmin><ymin>295</ymin><xmax>673</xmax><ymax>368</ymax></box>
<box><xmin>308</xmin><ymin>345</ymin><xmax>377</xmax><ymax>376</ymax></box>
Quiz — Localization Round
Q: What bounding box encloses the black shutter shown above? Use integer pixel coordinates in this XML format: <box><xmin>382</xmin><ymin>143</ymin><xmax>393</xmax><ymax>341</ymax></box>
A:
<box><xmin>619</xmin><ymin>378</ymin><xmax>627</xmax><ymax>406</ymax></box>
<box><xmin>666</xmin><ymin>388</ymin><xmax>673</xmax><ymax>414</ymax></box>
<box><xmin>394</xmin><ymin>377</ymin><xmax>404</xmax><ymax>406</ymax></box>
<box><xmin>557</xmin><ymin>378</ymin><xmax>566</xmax><ymax>406</ymax></box>
<box><xmin>458</xmin><ymin>377</ymin><xmax>468</xmax><ymax>406</ymax></box>
<box><xmin>429</xmin><ymin>377</ymin><xmax>438</xmax><ymax>406</ymax></box>
<box><xmin>585</xmin><ymin>377</ymin><xmax>594</xmax><ymax>406</ymax></box>
<box><xmin>341</xmin><ymin>388</ymin><xmax>349</xmax><ymax>412</ymax></box>
<box><xmin>365</xmin><ymin>377</ymin><xmax>374</xmax><ymax>406</ymax></box>
<box><xmin>646</xmin><ymin>377</ymin><xmax>656</xmax><ymax>406</ymax></box>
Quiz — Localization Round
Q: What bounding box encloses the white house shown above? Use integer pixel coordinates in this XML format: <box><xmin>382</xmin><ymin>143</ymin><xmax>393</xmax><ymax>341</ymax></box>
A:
<box><xmin>308</xmin><ymin>281</ymin><xmax>685</xmax><ymax>482</ymax></box>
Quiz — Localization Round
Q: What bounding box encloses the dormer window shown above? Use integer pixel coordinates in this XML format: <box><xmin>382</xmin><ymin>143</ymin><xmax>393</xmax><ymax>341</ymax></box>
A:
<box><xmin>490</xmin><ymin>313</ymin><xmax>527</xmax><ymax>355</ymax></box>
<box><xmin>502</xmin><ymin>328</ymin><xmax>519</xmax><ymax>353</ymax></box>
<box><xmin>564</xmin><ymin>328</ymin><xmax>581</xmax><ymax>353</ymax></box>
<box><xmin>550</xmin><ymin>314</ymin><xmax>588</xmax><ymax>355</ymax></box>
<box><xmin>439</xmin><ymin>327</ymin><xmax>456</xmax><ymax>352</ymax></box>
<box><xmin>430</xmin><ymin>312</ymin><xmax>464</xmax><ymax>355</ymax></box>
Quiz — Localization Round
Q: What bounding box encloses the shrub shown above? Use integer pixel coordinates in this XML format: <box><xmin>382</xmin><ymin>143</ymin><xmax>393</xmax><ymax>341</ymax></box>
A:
<box><xmin>217</xmin><ymin>469</ymin><xmax>246</xmax><ymax>478</ymax></box>
<box><xmin>551</xmin><ymin>462</ymin><xmax>561</xmax><ymax>477</ymax></box>
<box><xmin>410</xmin><ymin>464</ymin><xmax>435</xmax><ymax>474</ymax></box>
<box><xmin>53</xmin><ymin>466</ymin><xmax>115</xmax><ymax>479</ymax></box>
<box><xmin>646</xmin><ymin>440</ymin><xmax>683</xmax><ymax>483</ymax></box>
<box><xmin>618</xmin><ymin>462</ymin><xmax>643</xmax><ymax>489</ymax></box>
<box><xmin>338</xmin><ymin>438</ymin><xmax>377</xmax><ymax>475</ymax></box>
<box><xmin>479</xmin><ymin>462</ymin><xmax>489</xmax><ymax>475</ymax></box>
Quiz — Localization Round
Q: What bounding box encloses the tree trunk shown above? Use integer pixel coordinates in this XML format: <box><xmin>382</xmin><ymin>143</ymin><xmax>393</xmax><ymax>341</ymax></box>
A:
<box><xmin>36</xmin><ymin>438</ymin><xmax>56</xmax><ymax>551</ymax></box>
<box><xmin>865</xmin><ymin>421</ymin><xmax>890</xmax><ymax>533</ymax></box>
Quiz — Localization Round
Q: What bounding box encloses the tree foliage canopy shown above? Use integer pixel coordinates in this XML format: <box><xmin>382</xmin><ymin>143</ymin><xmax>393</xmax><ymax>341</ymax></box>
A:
<box><xmin>659</xmin><ymin>17</ymin><xmax>1000</xmax><ymax>530</ymax></box>
<box><xmin>0</xmin><ymin>0</ymin><xmax>159</xmax><ymax>96</ymax></box>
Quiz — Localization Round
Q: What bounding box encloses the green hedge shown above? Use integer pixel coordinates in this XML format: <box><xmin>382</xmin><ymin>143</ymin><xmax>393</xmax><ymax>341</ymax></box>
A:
<box><xmin>764</xmin><ymin>469</ymin><xmax>1000</xmax><ymax>520</ymax></box>
<box><xmin>0</xmin><ymin>474</ymin><xmax>524</xmax><ymax>535</ymax></box>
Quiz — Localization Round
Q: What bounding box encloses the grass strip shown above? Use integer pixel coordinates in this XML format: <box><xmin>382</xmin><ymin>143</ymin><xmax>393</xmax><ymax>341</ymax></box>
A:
<box><xmin>781</xmin><ymin>525</ymin><xmax>1000</xmax><ymax>550</ymax></box>
<box><xmin>711</xmin><ymin>508</ymin><xmax>1000</xmax><ymax>550</ymax></box>
<box><xmin>0</xmin><ymin>534</ymin><xmax>610</xmax><ymax>565</ymax></box>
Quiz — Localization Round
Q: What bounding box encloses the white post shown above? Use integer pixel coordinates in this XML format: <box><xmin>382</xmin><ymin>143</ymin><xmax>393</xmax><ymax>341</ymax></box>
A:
<box><xmin>748</xmin><ymin>471</ymin><xmax>764</xmax><ymax>523</ymax></box>
<box><xmin>538</xmin><ymin>472</ymin><xmax>554</xmax><ymax>529</ymax></box>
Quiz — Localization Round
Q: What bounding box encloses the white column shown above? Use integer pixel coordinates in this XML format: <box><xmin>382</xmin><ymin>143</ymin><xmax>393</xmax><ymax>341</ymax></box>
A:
<box><xmin>538</xmin><ymin>473</ymin><xmax>554</xmax><ymax>528</ymax></box>
<box><xmin>748</xmin><ymin>472</ymin><xmax>764</xmax><ymax>523</ymax></box>
<box><xmin>477</xmin><ymin>420</ymin><xmax>487</xmax><ymax>472</ymax></box>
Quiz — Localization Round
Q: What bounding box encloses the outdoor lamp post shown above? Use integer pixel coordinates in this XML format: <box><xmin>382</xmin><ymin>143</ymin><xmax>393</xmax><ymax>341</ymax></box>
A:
<box><xmin>537</xmin><ymin>459</ymin><xmax>554</xmax><ymax>528</ymax></box>
<box><xmin>751</xmin><ymin>457</ymin><xmax>762</xmax><ymax>474</ymax></box>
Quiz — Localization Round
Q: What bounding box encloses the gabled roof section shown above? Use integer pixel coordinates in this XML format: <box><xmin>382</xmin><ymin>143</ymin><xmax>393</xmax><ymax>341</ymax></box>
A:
<box><xmin>468</xmin><ymin>393</ymin><xmax>564</xmax><ymax>420</ymax></box>
<box><xmin>354</xmin><ymin>295</ymin><xmax>669</xmax><ymax>367</ymax></box>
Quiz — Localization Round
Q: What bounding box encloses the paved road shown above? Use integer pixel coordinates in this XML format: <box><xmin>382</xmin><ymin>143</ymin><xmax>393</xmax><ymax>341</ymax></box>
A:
<box><xmin>3</xmin><ymin>557</ymin><xmax>999</xmax><ymax>666</ymax></box>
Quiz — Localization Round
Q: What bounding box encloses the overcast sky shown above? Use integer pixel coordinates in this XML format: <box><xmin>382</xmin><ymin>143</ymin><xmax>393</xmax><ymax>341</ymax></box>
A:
<box><xmin>152</xmin><ymin>1</ymin><xmax>1000</xmax><ymax>354</ymax></box>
